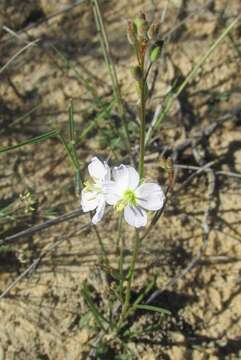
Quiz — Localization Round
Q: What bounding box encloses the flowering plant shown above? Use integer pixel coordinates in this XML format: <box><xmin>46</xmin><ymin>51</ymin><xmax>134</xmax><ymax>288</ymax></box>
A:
<box><xmin>79</xmin><ymin>10</ymin><xmax>172</xmax><ymax>356</ymax></box>
<box><xmin>81</xmin><ymin>158</ymin><xmax>165</xmax><ymax>228</ymax></box>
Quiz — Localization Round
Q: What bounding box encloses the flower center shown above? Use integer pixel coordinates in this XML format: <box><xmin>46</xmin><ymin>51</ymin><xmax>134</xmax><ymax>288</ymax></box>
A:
<box><xmin>115</xmin><ymin>189</ymin><xmax>137</xmax><ymax>212</ymax></box>
<box><xmin>123</xmin><ymin>189</ymin><xmax>137</xmax><ymax>205</ymax></box>
<box><xmin>84</xmin><ymin>181</ymin><xmax>101</xmax><ymax>193</ymax></box>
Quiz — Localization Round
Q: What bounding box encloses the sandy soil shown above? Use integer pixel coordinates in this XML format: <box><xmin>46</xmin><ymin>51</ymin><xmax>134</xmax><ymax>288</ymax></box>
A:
<box><xmin>0</xmin><ymin>0</ymin><xmax>241</xmax><ymax>359</ymax></box>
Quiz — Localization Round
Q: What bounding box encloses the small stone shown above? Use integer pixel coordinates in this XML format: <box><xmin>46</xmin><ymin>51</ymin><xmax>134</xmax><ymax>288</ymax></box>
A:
<box><xmin>169</xmin><ymin>331</ymin><xmax>186</xmax><ymax>343</ymax></box>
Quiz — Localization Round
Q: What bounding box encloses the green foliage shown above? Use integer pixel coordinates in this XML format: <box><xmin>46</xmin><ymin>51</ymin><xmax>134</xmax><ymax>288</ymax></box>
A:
<box><xmin>0</xmin><ymin>130</ymin><xmax>59</xmax><ymax>154</ymax></box>
<box><xmin>134</xmin><ymin>304</ymin><xmax>171</xmax><ymax>315</ymax></box>
<box><xmin>78</xmin><ymin>311</ymin><xmax>93</xmax><ymax>329</ymax></box>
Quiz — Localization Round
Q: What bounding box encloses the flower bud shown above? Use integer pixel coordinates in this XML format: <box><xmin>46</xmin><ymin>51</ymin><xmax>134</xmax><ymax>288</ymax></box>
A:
<box><xmin>127</xmin><ymin>20</ymin><xmax>137</xmax><ymax>45</ymax></box>
<box><xmin>131</xmin><ymin>65</ymin><xmax>142</xmax><ymax>81</ymax></box>
<box><xmin>139</xmin><ymin>12</ymin><xmax>146</xmax><ymax>20</ymax></box>
<box><xmin>134</xmin><ymin>17</ymin><xmax>149</xmax><ymax>41</ymax></box>
<box><xmin>149</xmin><ymin>40</ymin><xmax>164</xmax><ymax>62</ymax></box>
<box><xmin>147</xmin><ymin>21</ymin><xmax>160</xmax><ymax>41</ymax></box>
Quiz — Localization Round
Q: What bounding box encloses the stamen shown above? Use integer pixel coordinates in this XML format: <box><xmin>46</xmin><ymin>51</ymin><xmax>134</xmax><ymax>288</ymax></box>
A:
<box><xmin>114</xmin><ymin>189</ymin><xmax>137</xmax><ymax>212</ymax></box>
<box><xmin>84</xmin><ymin>181</ymin><xmax>102</xmax><ymax>193</ymax></box>
<box><xmin>123</xmin><ymin>189</ymin><xmax>137</xmax><ymax>205</ymax></box>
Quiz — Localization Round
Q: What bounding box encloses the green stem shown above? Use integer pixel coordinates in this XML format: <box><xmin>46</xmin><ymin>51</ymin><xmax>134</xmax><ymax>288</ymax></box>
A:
<box><xmin>116</xmin><ymin>214</ymin><xmax>123</xmax><ymax>252</ymax></box>
<box><xmin>138</xmin><ymin>73</ymin><xmax>146</xmax><ymax>178</ymax></box>
<box><xmin>117</xmin><ymin>214</ymin><xmax>124</xmax><ymax>299</ymax></box>
<box><xmin>119</xmin><ymin>231</ymin><xmax>141</xmax><ymax>326</ymax></box>
<box><xmin>144</xmin><ymin>62</ymin><xmax>153</xmax><ymax>82</ymax></box>
<box><xmin>91</xmin><ymin>218</ymin><xmax>109</xmax><ymax>265</ymax></box>
<box><xmin>91</xmin><ymin>0</ymin><xmax>133</xmax><ymax>161</ymax></box>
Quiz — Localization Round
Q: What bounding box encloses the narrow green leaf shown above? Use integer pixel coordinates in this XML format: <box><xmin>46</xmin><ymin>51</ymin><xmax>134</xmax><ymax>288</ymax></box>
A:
<box><xmin>146</xmin><ymin>14</ymin><xmax>241</xmax><ymax>144</ymax></box>
<box><xmin>81</xmin><ymin>284</ymin><xmax>109</xmax><ymax>331</ymax></box>
<box><xmin>0</xmin><ymin>130</ymin><xmax>59</xmax><ymax>154</ymax></box>
<box><xmin>67</xmin><ymin>100</ymin><xmax>83</xmax><ymax>191</ymax></box>
<box><xmin>134</xmin><ymin>304</ymin><xmax>170</xmax><ymax>315</ymax></box>
<box><xmin>58</xmin><ymin>134</ymin><xmax>78</xmax><ymax>170</ymax></box>
<box><xmin>0</xmin><ymin>104</ymin><xmax>41</xmax><ymax>136</ymax></box>
<box><xmin>132</xmin><ymin>275</ymin><xmax>157</xmax><ymax>308</ymax></box>
<box><xmin>68</xmin><ymin>99</ymin><xmax>75</xmax><ymax>142</ymax></box>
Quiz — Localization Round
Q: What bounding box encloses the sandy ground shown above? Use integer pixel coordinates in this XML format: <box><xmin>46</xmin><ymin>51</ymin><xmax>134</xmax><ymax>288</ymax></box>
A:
<box><xmin>0</xmin><ymin>0</ymin><xmax>241</xmax><ymax>359</ymax></box>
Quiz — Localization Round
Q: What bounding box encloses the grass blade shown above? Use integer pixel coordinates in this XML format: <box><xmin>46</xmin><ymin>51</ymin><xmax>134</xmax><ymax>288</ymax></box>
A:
<box><xmin>68</xmin><ymin>99</ymin><xmax>75</xmax><ymax>142</ymax></box>
<box><xmin>67</xmin><ymin>100</ymin><xmax>82</xmax><ymax>193</ymax></box>
<box><xmin>134</xmin><ymin>304</ymin><xmax>170</xmax><ymax>315</ymax></box>
<box><xmin>146</xmin><ymin>14</ymin><xmax>241</xmax><ymax>145</ymax></box>
<box><xmin>0</xmin><ymin>38</ymin><xmax>40</xmax><ymax>75</ymax></box>
<box><xmin>81</xmin><ymin>284</ymin><xmax>109</xmax><ymax>331</ymax></box>
<box><xmin>90</xmin><ymin>0</ymin><xmax>132</xmax><ymax>158</ymax></box>
<box><xmin>0</xmin><ymin>130</ymin><xmax>58</xmax><ymax>154</ymax></box>
<box><xmin>58</xmin><ymin>134</ymin><xmax>78</xmax><ymax>170</ymax></box>
<box><xmin>0</xmin><ymin>104</ymin><xmax>41</xmax><ymax>136</ymax></box>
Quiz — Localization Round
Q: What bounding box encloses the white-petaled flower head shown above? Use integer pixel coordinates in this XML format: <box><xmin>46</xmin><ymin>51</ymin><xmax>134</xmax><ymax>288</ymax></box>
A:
<box><xmin>105</xmin><ymin>165</ymin><xmax>165</xmax><ymax>228</ymax></box>
<box><xmin>81</xmin><ymin>157</ymin><xmax>110</xmax><ymax>224</ymax></box>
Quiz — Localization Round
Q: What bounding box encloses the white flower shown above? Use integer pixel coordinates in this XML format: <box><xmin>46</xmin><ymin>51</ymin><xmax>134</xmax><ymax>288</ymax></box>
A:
<box><xmin>81</xmin><ymin>157</ymin><xmax>110</xmax><ymax>224</ymax></box>
<box><xmin>105</xmin><ymin>165</ymin><xmax>165</xmax><ymax>228</ymax></box>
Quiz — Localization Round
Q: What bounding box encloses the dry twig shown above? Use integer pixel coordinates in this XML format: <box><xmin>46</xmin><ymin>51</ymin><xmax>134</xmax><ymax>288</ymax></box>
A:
<box><xmin>0</xmin><ymin>208</ymin><xmax>84</xmax><ymax>245</ymax></box>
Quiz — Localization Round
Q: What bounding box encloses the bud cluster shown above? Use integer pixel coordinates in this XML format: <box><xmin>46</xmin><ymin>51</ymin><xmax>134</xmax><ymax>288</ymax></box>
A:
<box><xmin>127</xmin><ymin>12</ymin><xmax>163</xmax><ymax>68</ymax></box>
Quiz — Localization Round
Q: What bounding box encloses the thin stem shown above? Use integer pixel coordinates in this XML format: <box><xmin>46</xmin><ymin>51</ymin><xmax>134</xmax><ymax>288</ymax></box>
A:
<box><xmin>91</xmin><ymin>0</ymin><xmax>133</xmax><ymax>160</ymax></box>
<box><xmin>117</xmin><ymin>214</ymin><xmax>124</xmax><ymax>299</ymax></box>
<box><xmin>132</xmin><ymin>276</ymin><xmax>156</xmax><ymax>308</ymax></box>
<box><xmin>0</xmin><ymin>38</ymin><xmax>40</xmax><ymax>75</ymax></box>
<box><xmin>138</xmin><ymin>73</ymin><xmax>146</xmax><ymax>178</ymax></box>
<box><xmin>144</xmin><ymin>62</ymin><xmax>153</xmax><ymax>82</ymax></box>
<box><xmin>116</xmin><ymin>214</ymin><xmax>123</xmax><ymax>252</ymax></box>
<box><xmin>119</xmin><ymin>230</ymin><xmax>141</xmax><ymax>325</ymax></box>
<box><xmin>92</xmin><ymin>221</ymin><xmax>109</xmax><ymax>265</ymax></box>
<box><xmin>0</xmin><ymin>208</ymin><xmax>84</xmax><ymax>245</ymax></box>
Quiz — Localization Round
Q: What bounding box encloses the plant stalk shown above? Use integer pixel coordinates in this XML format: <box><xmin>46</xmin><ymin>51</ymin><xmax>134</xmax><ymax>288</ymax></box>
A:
<box><xmin>117</xmin><ymin>214</ymin><xmax>125</xmax><ymax>298</ymax></box>
<box><xmin>138</xmin><ymin>70</ymin><xmax>146</xmax><ymax>178</ymax></box>
<box><xmin>118</xmin><ymin>230</ymin><xmax>141</xmax><ymax>326</ymax></box>
<box><xmin>92</xmin><ymin>219</ymin><xmax>109</xmax><ymax>265</ymax></box>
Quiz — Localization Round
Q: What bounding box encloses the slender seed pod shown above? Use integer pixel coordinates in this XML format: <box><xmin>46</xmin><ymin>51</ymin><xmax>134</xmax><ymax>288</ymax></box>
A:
<box><xmin>127</xmin><ymin>20</ymin><xmax>137</xmax><ymax>45</ymax></box>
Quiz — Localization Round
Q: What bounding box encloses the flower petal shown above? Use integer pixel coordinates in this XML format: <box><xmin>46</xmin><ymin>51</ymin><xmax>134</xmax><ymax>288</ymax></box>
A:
<box><xmin>103</xmin><ymin>161</ymin><xmax>111</xmax><ymax>181</ymax></box>
<box><xmin>136</xmin><ymin>183</ymin><xmax>165</xmax><ymax>211</ymax></box>
<box><xmin>88</xmin><ymin>157</ymin><xmax>109</xmax><ymax>181</ymax></box>
<box><xmin>81</xmin><ymin>190</ymin><xmax>99</xmax><ymax>212</ymax></box>
<box><xmin>124</xmin><ymin>205</ymin><xmax>147</xmax><ymax>228</ymax></box>
<box><xmin>113</xmin><ymin>165</ymin><xmax>139</xmax><ymax>192</ymax></box>
<box><xmin>104</xmin><ymin>181</ymin><xmax>122</xmax><ymax>205</ymax></box>
<box><xmin>92</xmin><ymin>196</ymin><xmax>105</xmax><ymax>224</ymax></box>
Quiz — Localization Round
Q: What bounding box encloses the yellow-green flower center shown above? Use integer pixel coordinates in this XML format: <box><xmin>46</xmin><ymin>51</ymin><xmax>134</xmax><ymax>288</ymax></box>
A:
<box><xmin>115</xmin><ymin>189</ymin><xmax>137</xmax><ymax>212</ymax></box>
<box><xmin>84</xmin><ymin>181</ymin><xmax>101</xmax><ymax>193</ymax></box>
<box><xmin>124</xmin><ymin>189</ymin><xmax>137</xmax><ymax>205</ymax></box>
